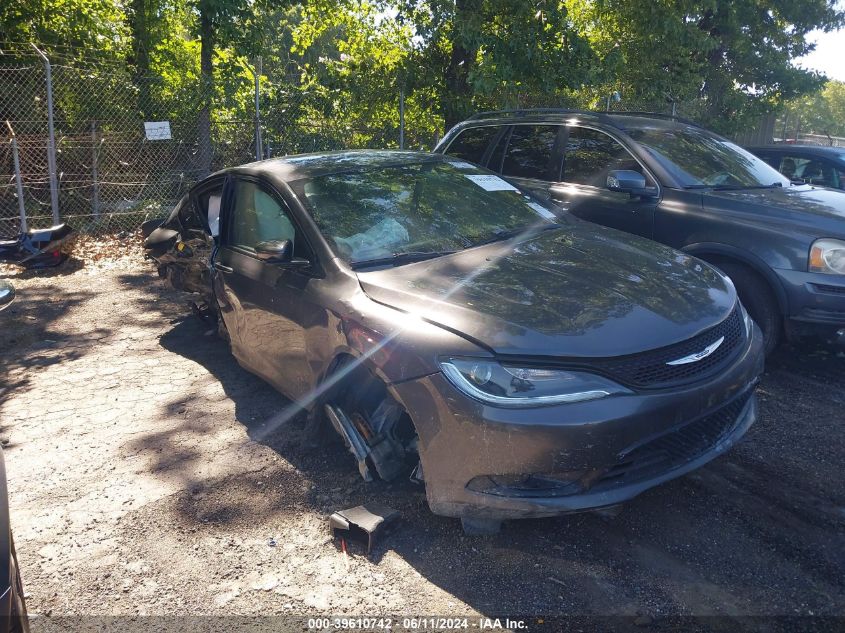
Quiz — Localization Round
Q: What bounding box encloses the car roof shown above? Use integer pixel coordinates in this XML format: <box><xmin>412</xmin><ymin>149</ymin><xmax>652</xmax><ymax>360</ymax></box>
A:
<box><xmin>229</xmin><ymin>150</ymin><xmax>444</xmax><ymax>182</ymax></box>
<box><xmin>748</xmin><ymin>144</ymin><xmax>845</xmax><ymax>158</ymax></box>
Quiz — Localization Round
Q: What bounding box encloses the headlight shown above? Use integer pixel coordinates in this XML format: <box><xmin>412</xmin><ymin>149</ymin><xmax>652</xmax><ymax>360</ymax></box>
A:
<box><xmin>440</xmin><ymin>358</ymin><xmax>630</xmax><ymax>408</ymax></box>
<box><xmin>809</xmin><ymin>238</ymin><xmax>845</xmax><ymax>275</ymax></box>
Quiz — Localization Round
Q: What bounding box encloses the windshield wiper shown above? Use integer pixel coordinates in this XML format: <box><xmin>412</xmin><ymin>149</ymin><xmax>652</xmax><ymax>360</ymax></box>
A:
<box><xmin>470</xmin><ymin>223</ymin><xmax>562</xmax><ymax>247</ymax></box>
<box><xmin>351</xmin><ymin>250</ymin><xmax>456</xmax><ymax>269</ymax></box>
<box><xmin>684</xmin><ymin>182</ymin><xmax>784</xmax><ymax>191</ymax></box>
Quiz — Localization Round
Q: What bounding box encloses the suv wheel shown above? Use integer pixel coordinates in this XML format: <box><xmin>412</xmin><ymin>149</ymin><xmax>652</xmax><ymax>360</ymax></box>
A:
<box><xmin>717</xmin><ymin>262</ymin><xmax>781</xmax><ymax>355</ymax></box>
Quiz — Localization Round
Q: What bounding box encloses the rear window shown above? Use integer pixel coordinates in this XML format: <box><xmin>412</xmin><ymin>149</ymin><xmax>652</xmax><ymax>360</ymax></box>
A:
<box><xmin>501</xmin><ymin>125</ymin><xmax>561</xmax><ymax>181</ymax></box>
<box><xmin>444</xmin><ymin>126</ymin><xmax>499</xmax><ymax>165</ymax></box>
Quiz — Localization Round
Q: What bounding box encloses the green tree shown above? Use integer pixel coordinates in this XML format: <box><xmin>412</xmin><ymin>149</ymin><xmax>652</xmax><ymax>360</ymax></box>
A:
<box><xmin>564</xmin><ymin>0</ymin><xmax>844</xmax><ymax>132</ymax></box>
<box><xmin>398</xmin><ymin>0</ymin><xmax>598</xmax><ymax>130</ymax></box>
<box><xmin>779</xmin><ymin>80</ymin><xmax>845</xmax><ymax>139</ymax></box>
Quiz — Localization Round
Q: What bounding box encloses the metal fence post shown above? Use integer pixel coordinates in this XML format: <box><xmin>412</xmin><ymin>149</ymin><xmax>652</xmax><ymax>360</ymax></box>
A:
<box><xmin>91</xmin><ymin>120</ymin><xmax>100</xmax><ymax>218</ymax></box>
<box><xmin>254</xmin><ymin>56</ymin><xmax>263</xmax><ymax>161</ymax></box>
<box><xmin>31</xmin><ymin>44</ymin><xmax>60</xmax><ymax>225</ymax></box>
<box><xmin>7</xmin><ymin>121</ymin><xmax>27</xmax><ymax>232</ymax></box>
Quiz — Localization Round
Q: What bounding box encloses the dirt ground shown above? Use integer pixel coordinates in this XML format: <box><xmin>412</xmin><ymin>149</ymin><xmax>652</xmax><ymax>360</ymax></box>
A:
<box><xmin>0</xmin><ymin>251</ymin><xmax>843</xmax><ymax>627</ymax></box>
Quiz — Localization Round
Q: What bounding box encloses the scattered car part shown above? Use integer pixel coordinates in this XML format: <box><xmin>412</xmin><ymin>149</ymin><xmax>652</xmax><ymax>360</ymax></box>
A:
<box><xmin>0</xmin><ymin>281</ymin><xmax>14</xmax><ymax>312</ymax></box>
<box><xmin>0</xmin><ymin>223</ymin><xmax>74</xmax><ymax>269</ymax></box>
<box><xmin>329</xmin><ymin>503</ymin><xmax>399</xmax><ymax>553</ymax></box>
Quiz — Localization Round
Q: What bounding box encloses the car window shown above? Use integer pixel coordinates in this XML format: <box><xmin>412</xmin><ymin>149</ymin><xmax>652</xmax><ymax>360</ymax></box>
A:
<box><xmin>487</xmin><ymin>127</ymin><xmax>511</xmax><ymax>173</ymax></box>
<box><xmin>444</xmin><ymin>126</ymin><xmax>500</xmax><ymax>165</ymax></box>
<box><xmin>195</xmin><ymin>181</ymin><xmax>224</xmax><ymax>237</ymax></box>
<box><xmin>564</xmin><ymin>127</ymin><xmax>650</xmax><ymax>187</ymax></box>
<box><xmin>787</xmin><ymin>157</ymin><xmax>838</xmax><ymax>188</ymax></box>
<box><xmin>228</xmin><ymin>179</ymin><xmax>298</xmax><ymax>253</ymax></box>
<box><xmin>178</xmin><ymin>194</ymin><xmax>206</xmax><ymax>236</ymax></box>
<box><xmin>627</xmin><ymin>127</ymin><xmax>789</xmax><ymax>188</ymax></box>
<box><xmin>297</xmin><ymin>160</ymin><xmax>558</xmax><ymax>264</ymax></box>
<box><xmin>776</xmin><ymin>156</ymin><xmax>799</xmax><ymax>179</ymax></box>
<box><xmin>501</xmin><ymin>125</ymin><xmax>561</xmax><ymax>180</ymax></box>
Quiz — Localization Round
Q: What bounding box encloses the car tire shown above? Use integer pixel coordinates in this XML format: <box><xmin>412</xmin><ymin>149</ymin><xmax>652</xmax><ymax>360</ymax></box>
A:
<box><xmin>717</xmin><ymin>262</ymin><xmax>781</xmax><ymax>355</ymax></box>
<box><xmin>9</xmin><ymin>536</ymin><xmax>29</xmax><ymax>633</ymax></box>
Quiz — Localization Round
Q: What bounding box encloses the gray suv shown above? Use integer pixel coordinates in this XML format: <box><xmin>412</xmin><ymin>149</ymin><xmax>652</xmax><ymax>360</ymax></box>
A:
<box><xmin>435</xmin><ymin>110</ymin><xmax>845</xmax><ymax>353</ymax></box>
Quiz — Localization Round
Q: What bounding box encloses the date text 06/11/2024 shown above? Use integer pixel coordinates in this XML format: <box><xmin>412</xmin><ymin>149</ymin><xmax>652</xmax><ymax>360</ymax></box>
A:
<box><xmin>306</xmin><ymin>617</ymin><xmax>532</xmax><ymax>630</ymax></box>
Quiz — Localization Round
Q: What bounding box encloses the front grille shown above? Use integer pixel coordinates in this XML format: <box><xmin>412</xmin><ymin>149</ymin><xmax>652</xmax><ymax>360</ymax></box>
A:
<box><xmin>810</xmin><ymin>283</ymin><xmax>845</xmax><ymax>296</ymax></box>
<box><xmin>593</xmin><ymin>391</ymin><xmax>753</xmax><ymax>491</ymax></box>
<box><xmin>590</xmin><ymin>306</ymin><xmax>745</xmax><ymax>389</ymax></box>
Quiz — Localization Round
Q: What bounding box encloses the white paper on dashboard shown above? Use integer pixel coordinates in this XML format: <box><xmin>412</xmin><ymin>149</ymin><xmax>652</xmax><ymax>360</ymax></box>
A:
<box><xmin>527</xmin><ymin>201</ymin><xmax>557</xmax><ymax>220</ymax></box>
<box><xmin>464</xmin><ymin>174</ymin><xmax>520</xmax><ymax>191</ymax></box>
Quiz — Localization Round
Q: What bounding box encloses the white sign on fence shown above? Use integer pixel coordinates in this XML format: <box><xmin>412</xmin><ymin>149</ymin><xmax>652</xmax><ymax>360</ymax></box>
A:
<box><xmin>144</xmin><ymin>121</ymin><xmax>172</xmax><ymax>141</ymax></box>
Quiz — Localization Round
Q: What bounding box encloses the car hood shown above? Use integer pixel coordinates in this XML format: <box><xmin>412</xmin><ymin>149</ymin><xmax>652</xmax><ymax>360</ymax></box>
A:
<box><xmin>704</xmin><ymin>184</ymin><xmax>845</xmax><ymax>227</ymax></box>
<box><xmin>356</xmin><ymin>225</ymin><xmax>735</xmax><ymax>358</ymax></box>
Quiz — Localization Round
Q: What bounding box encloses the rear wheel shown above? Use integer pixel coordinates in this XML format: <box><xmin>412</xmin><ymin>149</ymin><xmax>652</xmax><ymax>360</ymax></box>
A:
<box><xmin>716</xmin><ymin>262</ymin><xmax>782</xmax><ymax>355</ymax></box>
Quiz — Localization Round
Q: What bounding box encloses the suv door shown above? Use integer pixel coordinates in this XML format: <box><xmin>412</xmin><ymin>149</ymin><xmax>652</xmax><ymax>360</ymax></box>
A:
<box><xmin>552</xmin><ymin>126</ymin><xmax>659</xmax><ymax>239</ymax></box>
<box><xmin>214</xmin><ymin>176</ymin><xmax>319</xmax><ymax>399</ymax></box>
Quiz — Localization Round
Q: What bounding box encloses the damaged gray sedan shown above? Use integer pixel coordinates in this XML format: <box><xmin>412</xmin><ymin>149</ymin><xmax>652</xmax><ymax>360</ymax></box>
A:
<box><xmin>145</xmin><ymin>150</ymin><xmax>764</xmax><ymax>533</ymax></box>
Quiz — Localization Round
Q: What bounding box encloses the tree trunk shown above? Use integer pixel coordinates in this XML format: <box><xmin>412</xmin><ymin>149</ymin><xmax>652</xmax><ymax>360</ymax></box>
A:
<box><xmin>128</xmin><ymin>0</ymin><xmax>152</xmax><ymax>118</ymax></box>
<box><xmin>443</xmin><ymin>0</ymin><xmax>482</xmax><ymax>131</ymax></box>
<box><xmin>197</xmin><ymin>0</ymin><xmax>214</xmax><ymax>176</ymax></box>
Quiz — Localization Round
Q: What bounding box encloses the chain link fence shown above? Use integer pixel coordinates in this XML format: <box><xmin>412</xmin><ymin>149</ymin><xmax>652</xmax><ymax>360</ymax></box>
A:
<box><xmin>0</xmin><ymin>51</ymin><xmax>425</xmax><ymax>237</ymax></box>
<box><xmin>1</xmin><ymin>49</ymin><xmax>782</xmax><ymax>238</ymax></box>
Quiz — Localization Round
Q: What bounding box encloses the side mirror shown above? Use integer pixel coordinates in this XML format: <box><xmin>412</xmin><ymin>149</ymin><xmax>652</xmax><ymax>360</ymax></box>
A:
<box><xmin>0</xmin><ymin>280</ymin><xmax>15</xmax><ymax>311</ymax></box>
<box><xmin>607</xmin><ymin>170</ymin><xmax>648</xmax><ymax>193</ymax></box>
<box><xmin>255</xmin><ymin>239</ymin><xmax>294</xmax><ymax>263</ymax></box>
<box><xmin>255</xmin><ymin>239</ymin><xmax>310</xmax><ymax>267</ymax></box>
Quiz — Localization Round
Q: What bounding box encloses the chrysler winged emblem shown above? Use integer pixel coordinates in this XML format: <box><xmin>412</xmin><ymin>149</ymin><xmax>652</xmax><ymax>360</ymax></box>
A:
<box><xmin>666</xmin><ymin>336</ymin><xmax>725</xmax><ymax>366</ymax></box>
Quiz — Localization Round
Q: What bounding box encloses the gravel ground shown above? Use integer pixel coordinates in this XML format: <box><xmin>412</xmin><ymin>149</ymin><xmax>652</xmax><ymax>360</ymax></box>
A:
<box><xmin>0</xmin><ymin>255</ymin><xmax>843</xmax><ymax>627</ymax></box>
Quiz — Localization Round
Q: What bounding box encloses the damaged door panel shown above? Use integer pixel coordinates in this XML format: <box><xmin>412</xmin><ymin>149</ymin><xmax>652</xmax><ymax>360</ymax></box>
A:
<box><xmin>144</xmin><ymin>178</ymin><xmax>225</xmax><ymax>317</ymax></box>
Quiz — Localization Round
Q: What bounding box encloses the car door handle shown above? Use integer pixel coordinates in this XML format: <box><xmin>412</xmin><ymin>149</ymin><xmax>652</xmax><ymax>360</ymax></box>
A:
<box><xmin>214</xmin><ymin>262</ymin><xmax>233</xmax><ymax>273</ymax></box>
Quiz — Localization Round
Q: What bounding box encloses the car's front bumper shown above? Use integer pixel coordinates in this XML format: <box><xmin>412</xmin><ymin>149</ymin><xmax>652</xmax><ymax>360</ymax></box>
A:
<box><xmin>776</xmin><ymin>268</ymin><xmax>845</xmax><ymax>333</ymax></box>
<box><xmin>392</xmin><ymin>324</ymin><xmax>764</xmax><ymax>520</ymax></box>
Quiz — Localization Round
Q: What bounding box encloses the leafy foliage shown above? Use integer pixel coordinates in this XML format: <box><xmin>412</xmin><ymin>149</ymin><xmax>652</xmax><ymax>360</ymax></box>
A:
<box><xmin>780</xmin><ymin>80</ymin><xmax>845</xmax><ymax>138</ymax></box>
<box><xmin>1</xmin><ymin>0</ymin><xmax>843</xmax><ymax>145</ymax></box>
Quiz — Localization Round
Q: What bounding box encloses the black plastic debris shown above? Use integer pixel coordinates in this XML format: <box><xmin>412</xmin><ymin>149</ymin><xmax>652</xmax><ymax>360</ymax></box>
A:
<box><xmin>329</xmin><ymin>503</ymin><xmax>399</xmax><ymax>553</ymax></box>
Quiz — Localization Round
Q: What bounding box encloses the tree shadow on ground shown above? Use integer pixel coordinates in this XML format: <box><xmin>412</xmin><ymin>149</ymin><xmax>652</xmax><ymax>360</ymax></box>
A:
<box><xmin>0</xmin><ymin>256</ymin><xmax>85</xmax><ymax>280</ymax></box>
<box><xmin>0</xmin><ymin>282</ymin><xmax>102</xmax><ymax>445</ymax></box>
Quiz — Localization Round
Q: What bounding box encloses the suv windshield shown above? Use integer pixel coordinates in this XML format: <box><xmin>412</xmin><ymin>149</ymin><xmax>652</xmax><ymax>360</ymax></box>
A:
<box><xmin>628</xmin><ymin>127</ymin><xmax>790</xmax><ymax>189</ymax></box>
<box><xmin>296</xmin><ymin>161</ymin><xmax>559</xmax><ymax>265</ymax></box>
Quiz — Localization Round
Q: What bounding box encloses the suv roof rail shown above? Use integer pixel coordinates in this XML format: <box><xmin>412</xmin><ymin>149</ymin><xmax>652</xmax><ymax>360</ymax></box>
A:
<box><xmin>467</xmin><ymin>108</ymin><xmax>604</xmax><ymax>121</ymax></box>
<box><xmin>466</xmin><ymin>108</ymin><xmax>698</xmax><ymax>128</ymax></box>
<box><xmin>607</xmin><ymin>110</ymin><xmax>698</xmax><ymax>126</ymax></box>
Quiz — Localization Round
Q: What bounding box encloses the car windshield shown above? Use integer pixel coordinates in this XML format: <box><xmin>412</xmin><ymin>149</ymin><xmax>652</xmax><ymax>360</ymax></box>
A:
<box><xmin>296</xmin><ymin>160</ymin><xmax>559</xmax><ymax>265</ymax></box>
<box><xmin>628</xmin><ymin>127</ymin><xmax>790</xmax><ymax>189</ymax></box>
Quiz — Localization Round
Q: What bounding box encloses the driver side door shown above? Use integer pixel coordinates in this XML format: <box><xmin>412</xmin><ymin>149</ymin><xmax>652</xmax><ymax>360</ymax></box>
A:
<box><xmin>552</xmin><ymin>126</ymin><xmax>659</xmax><ymax>239</ymax></box>
<box><xmin>214</xmin><ymin>176</ymin><xmax>318</xmax><ymax>399</ymax></box>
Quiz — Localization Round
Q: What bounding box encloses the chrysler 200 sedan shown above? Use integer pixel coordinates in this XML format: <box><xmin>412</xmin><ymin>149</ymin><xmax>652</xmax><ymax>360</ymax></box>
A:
<box><xmin>145</xmin><ymin>151</ymin><xmax>764</xmax><ymax>533</ymax></box>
